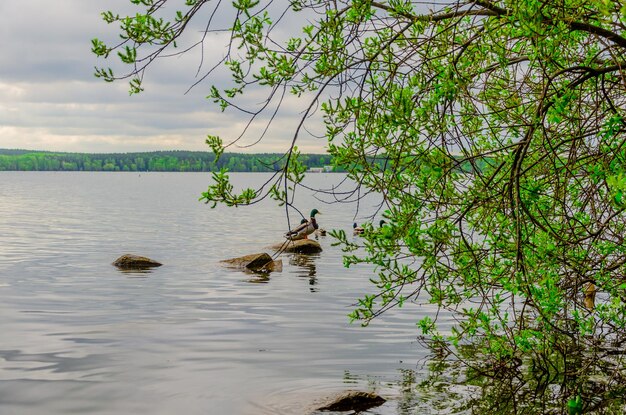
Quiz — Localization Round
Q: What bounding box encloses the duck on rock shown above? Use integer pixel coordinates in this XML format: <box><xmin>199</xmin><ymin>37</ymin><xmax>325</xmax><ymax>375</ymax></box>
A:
<box><xmin>285</xmin><ymin>209</ymin><xmax>321</xmax><ymax>240</ymax></box>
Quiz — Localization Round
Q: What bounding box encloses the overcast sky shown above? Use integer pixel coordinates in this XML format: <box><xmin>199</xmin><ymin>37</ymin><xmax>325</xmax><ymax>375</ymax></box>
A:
<box><xmin>0</xmin><ymin>1</ymin><xmax>331</xmax><ymax>154</ymax></box>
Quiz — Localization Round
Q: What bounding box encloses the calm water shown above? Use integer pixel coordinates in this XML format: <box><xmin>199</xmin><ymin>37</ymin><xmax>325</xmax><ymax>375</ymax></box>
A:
<box><xmin>0</xmin><ymin>172</ymin><xmax>442</xmax><ymax>415</ymax></box>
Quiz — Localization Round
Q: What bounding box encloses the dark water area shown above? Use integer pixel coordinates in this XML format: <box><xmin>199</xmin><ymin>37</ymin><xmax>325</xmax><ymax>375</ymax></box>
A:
<box><xmin>0</xmin><ymin>172</ymin><xmax>448</xmax><ymax>415</ymax></box>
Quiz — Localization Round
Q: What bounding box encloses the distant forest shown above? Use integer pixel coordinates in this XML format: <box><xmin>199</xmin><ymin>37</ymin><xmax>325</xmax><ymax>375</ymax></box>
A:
<box><xmin>0</xmin><ymin>149</ymin><xmax>336</xmax><ymax>172</ymax></box>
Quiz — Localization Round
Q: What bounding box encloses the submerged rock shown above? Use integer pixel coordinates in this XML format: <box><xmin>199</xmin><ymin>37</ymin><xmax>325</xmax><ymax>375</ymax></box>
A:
<box><xmin>270</xmin><ymin>239</ymin><xmax>323</xmax><ymax>254</ymax></box>
<box><xmin>315</xmin><ymin>391</ymin><xmax>386</xmax><ymax>412</ymax></box>
<box><xmin>113</xmin><ymin>254</ymin><xmax>162</xmax><ymax>270</ymax></box>
<box><xmin>221</xmin><ymin>252</ymin><xmax>283</xmax><ymax>273</ymax></box>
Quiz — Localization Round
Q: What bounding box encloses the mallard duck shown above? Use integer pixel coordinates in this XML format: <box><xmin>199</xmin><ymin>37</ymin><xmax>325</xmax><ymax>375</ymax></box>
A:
<box><xmin>353</xmin><ymin>223</ymin><xmax>365</xmax><ymax>235</ymax></box>
<box><xmin>285</xmin><ymin>209</ymin><xmax>321</xmax><ymax>240</ymax></box>
<box><xmin>354</xmin><ymin>220</ymin><xmax>386</xmax><ymax>236</ymax></box>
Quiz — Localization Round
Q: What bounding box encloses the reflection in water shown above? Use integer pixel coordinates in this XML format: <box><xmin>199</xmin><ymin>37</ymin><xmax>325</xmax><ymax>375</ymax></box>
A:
<box><xmin>246</xmin><ymin>272</ymin><xmax>271</xmax><ymax>284</ymax></box>
<box><xmin>289</xmin><ymin>254</ymin><xmax>318</xmax><ymax>291</ymax></box>
<box><xmin>297</xmin><ymin>341</ymin><xmax>626</xmax><ymax>415</ymax></box>
<box><xmin>332</xmin><ymin>369</ymin><xmax>446</xmax><ymax>415</ymax></box>
<box><xmin>413</xmin><ymin>338</ymin><xmax>626</xmax><ymax>415</ymax></box>
<box><xmin>116</xmin><ymin>268</ymin><xmax>154</xmax><ymax>277</ymax></box>
<box><xmin>0</xmin><ymin>348</ymin><xmax>112</xmax><ymax>379</ymax></box>
<box><xmin>331</xmin><ymin>366</ymin><xmax>472</xmax><ymax>415</ymax></box>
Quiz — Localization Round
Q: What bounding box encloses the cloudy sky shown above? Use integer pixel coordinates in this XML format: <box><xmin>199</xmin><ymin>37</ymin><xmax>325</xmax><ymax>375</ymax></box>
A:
<box><xmin>0</xmin><ymin>1</ymin><xmax>329</xmax><ymax>154</ymax></box>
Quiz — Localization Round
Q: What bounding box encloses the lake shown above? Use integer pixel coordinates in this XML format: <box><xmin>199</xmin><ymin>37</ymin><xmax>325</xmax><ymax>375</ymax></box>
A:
<box><xmin>0</xmin><ymin>172</ymin><xmax>445</xmax><ymax>415</ymax></box>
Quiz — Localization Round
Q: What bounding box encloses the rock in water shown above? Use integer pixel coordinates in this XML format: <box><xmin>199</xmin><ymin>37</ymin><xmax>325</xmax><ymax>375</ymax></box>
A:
<box><xmin>270</xmin><ymin>239</ymin><xmax>322</xmax><ymax>254</ymax></box>
<box><xmin>113</xmin><ymin>254</ymin><xmax>162</xmax><ymax>270</ymax></box>
<box><xmin>221</xmin><ymin>253</ymin><xmax>282</xmax><ymax>273</ymax></box>
<box><xmin>316</xmin><ymin>391</ymin><xmax>386</xmax><ymax>412</ymax></box>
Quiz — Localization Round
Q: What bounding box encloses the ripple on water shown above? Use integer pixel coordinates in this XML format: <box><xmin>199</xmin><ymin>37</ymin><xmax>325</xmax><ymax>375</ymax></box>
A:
<box><xmin>0</xmin><ymin>172</ymin><xmax>440</xmax><ymax>415</ymax></box>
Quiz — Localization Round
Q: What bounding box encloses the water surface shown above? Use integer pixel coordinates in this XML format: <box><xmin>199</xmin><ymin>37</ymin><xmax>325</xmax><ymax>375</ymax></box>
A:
<box><xmin>0</xmin><ymin>172</ymin><xmax>441</xmax><ymax>414</ymax></box>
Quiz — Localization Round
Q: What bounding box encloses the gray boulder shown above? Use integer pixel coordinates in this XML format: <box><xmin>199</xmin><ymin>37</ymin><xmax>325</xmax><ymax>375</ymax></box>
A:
<box><xmin>221</xmin><ymin>252</ymin><xmax>283</xmax><ymax>273</ymax></box>
<box><xmin>113</xmin><ymin>254</ymin><xmax>162</xmax><ymax>270</ymax></box>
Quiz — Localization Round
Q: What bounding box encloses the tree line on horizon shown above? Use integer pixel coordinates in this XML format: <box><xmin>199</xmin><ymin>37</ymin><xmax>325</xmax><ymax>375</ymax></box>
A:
<box><xmin>0</xmin><ymin>149</ymin><xmax>336</xmax><ymax>172</ymax></box>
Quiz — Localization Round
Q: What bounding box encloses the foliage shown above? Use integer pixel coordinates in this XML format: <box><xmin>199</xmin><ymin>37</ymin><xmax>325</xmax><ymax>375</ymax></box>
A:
<box><xmin>93</xmin><ymin>0</ymin><xmax>626</xmax><ymax>412</ymax></box>
<box><xmin>0</xmin><ymin>149</ymin><xmax>334</xmax><ymax>172</ymax></box>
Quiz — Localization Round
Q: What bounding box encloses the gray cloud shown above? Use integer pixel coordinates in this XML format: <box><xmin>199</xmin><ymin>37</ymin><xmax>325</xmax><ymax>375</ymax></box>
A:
<box><xmin>0</xmin><ymin>0</ymin><xmax>325</xmax><ymax>153</ymax></box>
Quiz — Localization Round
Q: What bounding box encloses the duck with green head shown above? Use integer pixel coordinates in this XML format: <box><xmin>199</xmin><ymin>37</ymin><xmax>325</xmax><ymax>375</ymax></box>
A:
<box><xmin>285</xmin><ymin>209</ymin><xmax>321</xmax><ymax>240</ymax></box>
